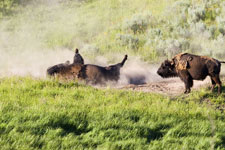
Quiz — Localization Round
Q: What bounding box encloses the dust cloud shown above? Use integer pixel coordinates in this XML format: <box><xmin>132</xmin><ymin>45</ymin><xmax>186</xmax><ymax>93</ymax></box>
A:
<box><xmin>119</xmin><ymin>57</ymin><xmax>162</xmax><ymax>86</ymax></box>
<box><xmin>0</xmin><ymin>48</ymin><xmax>75</xmax><ymax>77</ymax></box>
<box><xmin>0</xmin><ymin>42</ymin><xmax>163</xmax><ymax>86</ymax></box>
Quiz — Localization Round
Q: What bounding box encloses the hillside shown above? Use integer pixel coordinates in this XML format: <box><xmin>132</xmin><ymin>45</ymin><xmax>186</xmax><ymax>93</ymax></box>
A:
<box><xmin>0</xmin><ymin>0</ymin><xmax>225</xmax><ymax>149</ymax></box>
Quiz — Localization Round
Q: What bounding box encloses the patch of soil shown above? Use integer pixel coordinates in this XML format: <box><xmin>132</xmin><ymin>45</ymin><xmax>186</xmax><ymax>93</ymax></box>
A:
<box><xmin>120</xmin><ymin>77</ymin><xmax>211</xmax><ymax>96</ymax></box>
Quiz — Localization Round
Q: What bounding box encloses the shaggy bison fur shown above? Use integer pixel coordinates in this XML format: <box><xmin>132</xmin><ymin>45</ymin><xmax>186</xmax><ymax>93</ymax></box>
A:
<box><xmin>47</xmin><ymin>61</ymin><xmax>83</xmax><ymax>79</ymax></box>
<box><xmin>47</xmin><ymin>60</ymin><xmax>70</xmax><ymax>76</ymax></box>
<box><xmin>78</xmin><ymin>55</ymin><xmax>128</xmax><ymax>84</ymax></box>
<box><xmin>157</xmin><ymin>53</ymin><xmax>225</xmax><ymax>94</ymax></box>
<box><xmin>47</xmin><ymin>49</ymin><xmax>84</xmax><ymax>79</ymax></box>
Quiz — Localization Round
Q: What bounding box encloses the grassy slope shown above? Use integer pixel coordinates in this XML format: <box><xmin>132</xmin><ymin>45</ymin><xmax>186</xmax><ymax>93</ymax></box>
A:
<box><xmin>0</xmin><ymin>0</ymin><xmax>225</xmax><ymax>149</ymax></box>
<box><xmin>2</xmin><ymin>0</ymin><xmax>225</xmax><ymax>62</ymax></box>
<box><xmin>0</xmin><ymin>77</ymin><xmax>224</xmax><ymax>150</ymax></box>
<box><xmin>0</xmin><ymin>0</ymin><xmax>176</xmax><ymax>61</ymax></box>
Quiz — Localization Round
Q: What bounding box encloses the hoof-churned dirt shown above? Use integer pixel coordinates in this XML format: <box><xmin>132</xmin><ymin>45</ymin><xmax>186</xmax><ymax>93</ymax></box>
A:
<box><xmin>119</xmin><ymin>77</ymin><xmax>211</xmax><ymax>96</ymax></box>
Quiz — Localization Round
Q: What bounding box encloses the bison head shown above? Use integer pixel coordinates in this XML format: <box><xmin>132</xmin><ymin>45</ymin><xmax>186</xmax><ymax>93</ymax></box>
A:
<box><xmin>157</xmin><ymin>60</ymin><xmax>178</xmax><ymax>78</ymax></box>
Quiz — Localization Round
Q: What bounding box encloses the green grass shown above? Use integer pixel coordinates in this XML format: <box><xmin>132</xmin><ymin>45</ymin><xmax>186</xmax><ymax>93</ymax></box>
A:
<box><xmin>0</xmin><ymin>1</ymin><xmax>225</xmax><ymax>149</ymax></box>
<box><xmin>0</xmin><ymin>77</ymin><xmax>224</xmax><ymax>150</ymax></box>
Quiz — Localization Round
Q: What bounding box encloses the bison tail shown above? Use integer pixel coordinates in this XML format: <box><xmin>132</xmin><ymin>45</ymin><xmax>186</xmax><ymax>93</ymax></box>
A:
<box><xmin>220</xmin><ymin>61</ymin><xmax>225</xmax><ymax>64</ymax></box>
<box><xmin>120</xmin><ymin>55</ymin><xmax>128</xmax><ymax>67</ymax></box>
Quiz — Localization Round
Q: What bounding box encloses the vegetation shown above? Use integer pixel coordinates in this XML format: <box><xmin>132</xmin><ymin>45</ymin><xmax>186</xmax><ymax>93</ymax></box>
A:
<box><xmin>0</xmin><ymin>77</ymin><xmax>224</xmax><ymax>149</ymax></box>
<box><xmin>1</xmin><ymin>0</ymin><xmax>225</xmax><ymax>62</ymax></box>
<box><xmin>0</xmin><ymin>0</ymin><xmax>225</xmax><ymax>149</ymax></box>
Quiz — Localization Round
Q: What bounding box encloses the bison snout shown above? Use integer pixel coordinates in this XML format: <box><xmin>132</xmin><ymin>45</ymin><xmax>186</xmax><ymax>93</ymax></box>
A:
<box><xmin>157</xmin><ymin>69</ymin><xmax>162</xmax><ymax>76</ymax></box>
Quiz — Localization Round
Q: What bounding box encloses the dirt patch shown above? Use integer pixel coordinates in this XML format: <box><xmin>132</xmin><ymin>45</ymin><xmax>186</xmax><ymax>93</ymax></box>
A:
<box><xmin>119</xmin><ymin>77</ymin><xmax>211</xmax><ymax>96</ymax></box>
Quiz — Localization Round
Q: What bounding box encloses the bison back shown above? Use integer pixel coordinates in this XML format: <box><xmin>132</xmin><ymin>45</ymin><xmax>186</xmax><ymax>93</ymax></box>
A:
<box><xmin>179</xmin><ymin>54</ymin><xmax>220</xmax><ymax>80</ymax></box>
<box><xmin>80</xmin><ymin>64</ymin><xmax>107</xmax><ymax>84</ymax></box>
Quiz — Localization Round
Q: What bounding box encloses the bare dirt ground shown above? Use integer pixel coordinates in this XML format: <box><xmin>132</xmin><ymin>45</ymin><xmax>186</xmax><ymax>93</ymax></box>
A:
<box><xmin>118</xmin><ymin>77</ymin><xmax>212</xmax><ymax>96</ymax></box>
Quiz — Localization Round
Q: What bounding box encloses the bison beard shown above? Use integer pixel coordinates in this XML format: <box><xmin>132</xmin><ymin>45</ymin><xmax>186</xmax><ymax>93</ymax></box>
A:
<box><xmin>157</xmin><ymin>53</ymin><xmax>225</xmax><ymax>94</ymax></box>
<box><xmin>78</xmin><ymin>55</ymin><xmax>128</xmax><ymax>84</ymax></box>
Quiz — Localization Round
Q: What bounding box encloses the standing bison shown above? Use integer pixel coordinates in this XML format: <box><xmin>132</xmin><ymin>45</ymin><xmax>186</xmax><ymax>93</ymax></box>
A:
<box><xmin>78</xmin><ymin>55</ymin><xmax>128</xmax><ymax>84</ymax></box>
<box><xmin>157</xmin><ymin>53</ymin><xmax>225</xmax><ymax>94</ymax></box>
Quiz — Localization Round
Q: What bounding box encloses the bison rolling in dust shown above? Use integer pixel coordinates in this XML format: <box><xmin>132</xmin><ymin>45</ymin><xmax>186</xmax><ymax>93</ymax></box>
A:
<box><xmin>47</xmin><ymin>49</ymin><xmax>84</xmax><ymax>79</ymax></box>
<box><xmin>78</xmin><ymin>55</ymin><xmax>128</xmax><ymax>84</ymax></box>
<box><xmin>157</xmin><ymin>53</ymin><xmax>225</xmax><ymax>94</ymax></box>
<box><xmin>47</xmin><ymin>50</ymin><xmax>128</xmax><ymax>84</ymax></box>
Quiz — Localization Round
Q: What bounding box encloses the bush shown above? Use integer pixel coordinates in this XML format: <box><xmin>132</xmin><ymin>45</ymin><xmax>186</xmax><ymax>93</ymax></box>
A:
<box><xmin>188</xmin><ymin>6</ymin><xmax>206</xmax><ymax>23</ymax></box>
<box><xmin>0</xmin><ymin>0</ymin><xmax>15</xmax><ymax>18</ymax></box>
<box><xmin>123</xmin><ymin>12</ymin><xmax>154</xmax><ymax>34</ymax></box>
<box><xmin>116</xmin><ymin>34</ymin><xmax>139</xmax><ymax>50</ymax></box>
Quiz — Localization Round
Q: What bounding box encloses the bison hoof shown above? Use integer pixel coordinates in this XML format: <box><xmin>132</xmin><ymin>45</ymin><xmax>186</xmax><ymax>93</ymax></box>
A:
<box><xmin>184</xmin><ymin>90</ymin><xmax>190</xmax><ymax>94</ymax></box>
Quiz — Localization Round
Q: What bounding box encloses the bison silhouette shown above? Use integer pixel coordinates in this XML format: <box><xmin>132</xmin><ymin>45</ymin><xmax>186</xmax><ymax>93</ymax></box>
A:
<box><xmin>157</xmin><ymin>53</ymin><xmax>225</xmax><ymax>94</ymax></box>
<box><xmin>78</xmin><ymin>55</ymin><xmax>128</xmax><ymax>84</ymax></box>
<box><xmin>47</xmin><ymin>49</ymin><xmax>84</xmax><ymax>79</ymax></box>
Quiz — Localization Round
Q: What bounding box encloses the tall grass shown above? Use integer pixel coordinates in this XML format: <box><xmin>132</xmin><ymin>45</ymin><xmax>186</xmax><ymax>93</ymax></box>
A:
<box><xmin>0</xmin><ymin>77</ymin><xmax>225</xmax><ymax>149</ymax></box>
<box><xmin>0</xmin><ymin>1</ymin><xmax>225</xmax><ymax>149</ymax></box>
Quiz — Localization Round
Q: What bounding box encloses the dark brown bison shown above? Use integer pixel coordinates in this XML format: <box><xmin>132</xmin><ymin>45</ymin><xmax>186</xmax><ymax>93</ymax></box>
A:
<box><xmin>47</xmin><ymin>61</ymin><xmax>83</xmax><ymax>80</ymax></box>
<box><xmin>47</xmin><ymin>48</ymin><xmax>84</xmax><ymax>78</ymax></box>
<box><xmin>73</xmin><ymin>48</ymin><xmax>84</xmax><ymax>64</ymax></box>
<box><xmin>78</xmin><ymin>55</ymin><xmax>128</xmax><ymax>84</ymax></box>
<box><xmin>47</xmin><ymin>60</ymin><xmax>71</xmax><ymax>76</ymax></box>
<box><xmin>157</xmin><ymin>53</ymin><xmax>225</xmax><ymax>94</ymax></box>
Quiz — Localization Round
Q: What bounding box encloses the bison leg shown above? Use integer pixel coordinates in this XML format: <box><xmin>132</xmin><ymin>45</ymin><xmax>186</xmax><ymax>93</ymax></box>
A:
<box><xmin>178</xmin><ymin>70</ymin><xmax>193</xmax><ymax>94</ymax></box>
<box><xmin>184</xmin><ymin>78</ymin><xmax>193</xmax><ymax>94</ymax></box>
<box><xmin>210</xmin><ymin>77</ymin><xmax>216</xmax><ymax>92</ymax></box>
<box><xmin>211</xmin><ymin>75</ymin><xmax>222</xmax><ymax>94</ymax></box>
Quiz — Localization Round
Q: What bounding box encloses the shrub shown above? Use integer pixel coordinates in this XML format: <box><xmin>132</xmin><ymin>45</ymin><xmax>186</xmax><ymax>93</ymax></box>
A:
<box><xmin>188</xmin><ymin>6</ymin><xmax>206</xmax><ymax>23</ymax></box>
<box><xmin>123</xmin><ymin>12</ymin><xmax>154</xmax><ymax>34</ymax></box>
<box><xmin>0</xmin><ymin>0</ymin><xmax>15</xmax><ymax>18</ymax></box>
<box><xmin>211</xmin><ymin>34</ymin><xmax>225</xmax><ymax>58</ymax></box>
<box><xmin>116</xmin><ymin>34</ymin><xmax>139</xmax><ymax>50</ymax></box>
